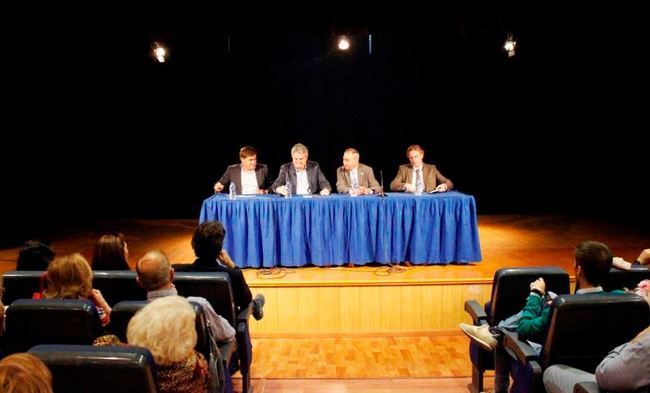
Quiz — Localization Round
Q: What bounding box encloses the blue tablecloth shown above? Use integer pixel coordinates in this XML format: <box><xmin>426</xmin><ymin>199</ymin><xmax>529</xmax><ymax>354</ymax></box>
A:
<box><xmin>199</xmin><ymin>191</ymin><xmax>482</xmax><ymax>267</ymax></box>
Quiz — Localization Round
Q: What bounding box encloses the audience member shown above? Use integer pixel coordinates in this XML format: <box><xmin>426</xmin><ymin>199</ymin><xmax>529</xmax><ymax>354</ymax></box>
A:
<box><xmin>136</xmin><ymin>249</ymin><xmax>235</xmax><ymax>343</ymax></box>
<box><xmin>43</xmin><ymin>253</ymin><xmax>112</xmax><ymax>326</ymax></box>
<box><xmin>16</xmin><ymin>240</ymin><xmax>54</xmax><ymax>271</ymax></box>
<box><xmin>0</xmin><ymin>352</ymin><xmax>53</xmax><ymax>393</ymax></box>
<box><xmin>543</xmin><ymin>325</ymin><xmax>650</xmax><ymax>393</ymax></box>
<box><xmin>91</xmin><ymin>232</ymin><xmax>130</xmax><ymax>270</ymax></box>
<box><xmin>127</xmin><ymin>296</ymin><xmax>209</xmax><ymax>393</ymax></box>
<box><xmin>174</xmin><ymin>221</ymin><xmax>265</xmax><ymax>319</ymax></box>
<box><xmin>460</xmin><ymin>241</ymin><xmax>620</xmax><ymax>393</ymax></box>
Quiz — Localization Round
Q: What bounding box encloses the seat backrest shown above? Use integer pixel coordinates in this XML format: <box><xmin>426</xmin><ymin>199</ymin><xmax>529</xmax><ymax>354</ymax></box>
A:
<box><xmin>543</xmin><ymin>293</ymin><xmax>650</xmax><ymax>372</ymax></box>
<box><xmin>92</xmin><ymin>270</ymin><xmax>147</xmax><ymax>306</ymax></box>
<box><xmin>2</xmin><ymin>299</ymin><xmax>103</xmax><ymax>354</ymax></box>
<box><xmin>602</xmin><ymin>266</ymin><xmax>650</xmax><ymax>292</ymax></box>
<box><xmin>1</xmin><ymin>270</ymin><xmax>44</xmax><ymax>304</ymax></box>
<box><xmin>110</xmin><ymin>300</ymin><xmax>210</xmax><ymax>360</ymax></box>
<box><xmin>29</xmin><ymin>344</ymin><xmax>157</xmax><ymax>393</ymax></box>
<box><xmin>490</xmin><ymin>267</ymin><xmax>570</xmax><ymax>324</ymax></box>
<box><xmin>173</xmin><ymin>272</ymin><xmax>236</xmax><ymax>326</ymax></box>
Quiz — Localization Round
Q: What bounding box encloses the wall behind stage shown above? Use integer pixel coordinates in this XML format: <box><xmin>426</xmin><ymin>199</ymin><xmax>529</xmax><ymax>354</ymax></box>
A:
<box><xmin>2</xmin><ymin>9</ymin><xmax>648</xmax><ymax>244</ymax></box>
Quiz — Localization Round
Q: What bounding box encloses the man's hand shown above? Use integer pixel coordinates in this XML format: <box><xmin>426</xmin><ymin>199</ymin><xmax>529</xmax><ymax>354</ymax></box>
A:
<box><xmin>530</xmin><ymin>277</ymin><xmax>546</xmax><ymax>295</ymax></box>
<box><xmin>404</xmin><ymin>183</ymin><xmax>415</xmax><ymax>193</ymax></box>
<box><xmin>276</xmin><ymin>185</ymin><xmax>288</xmax><ymax>196</ymax></box>
<box><xmin>320</xmin><ymin>189</ymin><xmax>331</xmax><ymax>196</ymax></box>
<box><xmin>637</xmin><ymin>249</ymin><xmax>650</xmax><ymax>265</ymax></box>
<box><xmin>214</xmin><ymin>182</ymin><xmax>224</xmax><ymax>193</ymax></box>
<box><xmin>434</xmin><ymin>184</ymin><xmax>448</xmax><ymax>192</ymax></box>
<box><xmin>219</xmin><ymin>249</ymin><xmax>236</xmax><ymax>268</ymax></box>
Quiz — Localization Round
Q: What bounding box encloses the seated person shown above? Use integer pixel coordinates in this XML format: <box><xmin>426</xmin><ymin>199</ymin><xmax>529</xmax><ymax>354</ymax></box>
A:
<box><xmin>213</xmin><ymin>146</ymin><xmax>270</xmax><ymax>195</ymax></box>
<box><xmin>174</xmin><ymin>221</ymin><xmax>265</xmax><ymax>320</ymax></box>
<box><xmin>41</xmin><ymin>253</ymin><xmax>112</xmax><ymax>327</ymax></box>
<box><xmin>335</xmin><ymin>148</ymin><xmax>382</xmax><ymax>195</ymax></box>
<box><xmin>91</xmin><ymin>232</ymin><xmax>130</xmax><ymax>270</ymax></box>
<box><xmin>0</xmin><ymin>352</ymin><xmax>53</xmax><ymax>393</ymax></box>
<box><xmin>543</xmin><ymin>325</ymin><xmax>650</xmax><ymax>393</ymax></box>
<box><xmin>390</xmin><ymin>144</ymin><xmax>453</xmax><ymax>193</ymax></box>
<box><xmin>16</xmin><ymin>240</ymin><xmax>54</xmax><ymax>271</ymax></box>
<box><xmin>136</xmin><ymin>249</ymin><xmax>235</xmax><ymax>343</ymax></box>
<box><xmin>127</xmin><ymin>296</ymin><xmax>209</xmax><ymax>393</ymax></box>
<box><xmin>270</xmin><ymin>143</ymin><xmax>331</xmax><ymax>196</ymax></box>
<box><xmin>460</xmin><ymin>241</ymin><xmax>620</xmax><ymax>393</ymax></box>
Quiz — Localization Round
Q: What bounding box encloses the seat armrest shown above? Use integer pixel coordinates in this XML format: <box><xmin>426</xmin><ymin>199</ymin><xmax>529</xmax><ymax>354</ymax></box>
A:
<box><xmin>573</xmin><ymin>381</ymin><xmax>601</xmax><ymax>393</ymax></box>
<box><xmin>502</xmin><ymin>330</ymin><xmax>539</xmax><ymax>364</ymax></box>
<box><xmin>238</xmin><ymin>303</ymin><xmax>253</xmax><ymax>323</ymax></box>
<box><xmin>464</xmin><ymin>300</ymin><xmax>489</xmax><ymax>324</ymax></box>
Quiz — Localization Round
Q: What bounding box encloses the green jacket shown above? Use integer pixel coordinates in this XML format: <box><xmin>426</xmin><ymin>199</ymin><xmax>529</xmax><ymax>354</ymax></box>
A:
<box><xmin>517</xmin><ymin>289</ymin><xmax>625</xmax><ymax>342</ymax></box>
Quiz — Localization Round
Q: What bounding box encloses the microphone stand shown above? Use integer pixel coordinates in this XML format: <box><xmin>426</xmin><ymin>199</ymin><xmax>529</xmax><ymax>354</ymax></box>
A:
<box><xmin>378</xmin><ymin>170</ymin><xmax>387</xmax><ymax>197</ymax></box>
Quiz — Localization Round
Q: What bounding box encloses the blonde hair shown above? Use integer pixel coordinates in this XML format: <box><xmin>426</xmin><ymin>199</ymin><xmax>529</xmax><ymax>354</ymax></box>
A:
<box><xmin>0</xmin><ymin>353</ymin><xmax>53</xmax><ymax>393</ymax></box>
<box><xmin>45</xmin><ymin>253</ymin><xmax>93</xmax><ymax>299</ymax></box>
<box><xmin>406</xmin><ymin>144</ymin><xmax>424</xmax><ymax>156</ymax></box>
<box><xmin>127</xmin><ymin>296</ymin><xmax>197</xmax><ymax>366</ymax></box>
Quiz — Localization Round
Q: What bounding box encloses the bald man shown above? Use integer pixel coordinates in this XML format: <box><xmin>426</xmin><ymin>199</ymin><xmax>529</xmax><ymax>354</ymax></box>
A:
<box><xmin>336</xmin><ymin>148</ymin><xmax>382</xmax><ymax>195</ymax></box>
<box><xmin>136</xmin><ymin>249</ymin><xmax>235</xmax><ymax>343</ymax></box>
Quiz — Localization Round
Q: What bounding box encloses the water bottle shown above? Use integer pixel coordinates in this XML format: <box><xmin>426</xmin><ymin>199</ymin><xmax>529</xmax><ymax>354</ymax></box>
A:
<box><xmin>285</xmin><ymin>180</ymin><xmax>292</xmax><ymax>198</ymax></box>
<box><xmin>229</xmin><ymin>183</ymin><xmax>236</xmax><ymax>200</ymax></box>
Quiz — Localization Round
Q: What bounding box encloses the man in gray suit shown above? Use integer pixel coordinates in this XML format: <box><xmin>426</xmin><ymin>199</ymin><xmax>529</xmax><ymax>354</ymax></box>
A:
<box><xmin>270</xmin><ymin>143</ymin><xmax>331</xmax><ymax>196</ymax></box>
<box><xmin>336</xmin><ymin>148</ymin><xmax>382</xmax><ymax>195</ymax></box>
<box><xmin>214</xmin><ymin>146</ymin><xmax>270</xmax><ymax>195</ymax></box>
<box><xmin>390</xmin><ymin>144</ymin><xmax>453</xmax><ymax>193</ymax></box>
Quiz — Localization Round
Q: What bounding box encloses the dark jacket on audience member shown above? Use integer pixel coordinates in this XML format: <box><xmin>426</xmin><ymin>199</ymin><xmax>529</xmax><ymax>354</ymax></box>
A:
<box><xmin>174</xmin><ymin>257</ymin><xmax>253</xmax><ymax>312</ymax></box>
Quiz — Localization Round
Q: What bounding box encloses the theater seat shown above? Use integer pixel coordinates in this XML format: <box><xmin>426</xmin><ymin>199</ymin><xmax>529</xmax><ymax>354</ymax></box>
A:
<box><xmin>30</xmin><ymin>344</ymin><xmax>157</xmax><ymax>393</ymax></box>
<box><xmin>2</xmin><ymin>299</ymin><xmax>103</xmax><ymax>355</ymax></box>
<box><xmin>503</xmin><ymin>293</ymin><xmax>650</xmax><ymax>393</ymax></box>
<box><xmin>1</xmin><ymin>270</ymin><xmax>44</xmax><ymax>305</ymax></box>
<box><xmin>463</xmin><ymin>267</ymin><xmax>570</xmax><ymax>393</ymax></box>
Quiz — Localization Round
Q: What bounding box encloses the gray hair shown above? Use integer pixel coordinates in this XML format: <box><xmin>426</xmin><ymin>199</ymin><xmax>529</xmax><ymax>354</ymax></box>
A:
<box><xmin>291</xmin><ymin>143</ymin><xmax>309</xmax><ymax>155</ymax></box>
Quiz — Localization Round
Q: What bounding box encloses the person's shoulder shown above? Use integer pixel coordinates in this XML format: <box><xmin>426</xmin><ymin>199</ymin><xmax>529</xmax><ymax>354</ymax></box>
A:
<box><xmin>398</xmin><ymin>164</ymin><xmax>411</xmax><ymax>170</ymax></box>
<box><xmin>423</xmin><ymin>163</ymin><xmax>436</xmax><ymax>170</ymax></box>
<box><xmin>308</xmin><ymin>161</ymin><xmax>321</xmax><ymax>168</ymax></box>
<box><xmin>256</xmin><ymin>164</ymin><xmax>268</xmax><ymax>170</ymax></box>
<box><xmin>359</xmin><ymin>163</ymin><xmax>374</xmax><ymax>171</ymax></box>
<box><xmin>336</xmin><ymin>166</ymin><xmax>345</xmax><ymax>173</ymax></box>
<box><xmin>226</xmin><ymin>164</ymin><xmax>240</xmax><ymax>171</ymax></box>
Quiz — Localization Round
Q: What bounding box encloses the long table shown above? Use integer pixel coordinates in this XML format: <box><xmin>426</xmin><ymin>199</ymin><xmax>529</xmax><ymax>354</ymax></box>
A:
<box><xmin>199</xmin><ymin>191</ymin><xmax>482</xmax><ymax>267</ymax></box>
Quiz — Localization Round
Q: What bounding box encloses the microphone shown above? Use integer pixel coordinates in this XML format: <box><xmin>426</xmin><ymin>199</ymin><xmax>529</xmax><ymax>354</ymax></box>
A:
<box><xmin>378</xmin><ymin>170</ymin><xmax>387</xmax><ymax>197</ymax></box>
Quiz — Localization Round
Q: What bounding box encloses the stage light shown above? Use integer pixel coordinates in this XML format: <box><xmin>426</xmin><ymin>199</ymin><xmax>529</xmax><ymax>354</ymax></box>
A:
<box><xmin>338</xmin><ymin>36</ymin><xmax>351</xmax><ymax>51</ymax></box>
<box><xmin>503</xmin><ymin>34</ymin><xmax>516</xmax><ymax>57</ymax></box>
<box><xmin>153</xmin><ymin>42</ymin><xmax>167</xmax><ymax>63</ymax></box>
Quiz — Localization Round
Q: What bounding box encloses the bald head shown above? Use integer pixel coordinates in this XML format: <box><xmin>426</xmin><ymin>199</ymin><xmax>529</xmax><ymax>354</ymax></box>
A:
<box><xmin>136</xmin><ymin>250</ymin><xmax>172</xmax><ymax>291</ymax></box>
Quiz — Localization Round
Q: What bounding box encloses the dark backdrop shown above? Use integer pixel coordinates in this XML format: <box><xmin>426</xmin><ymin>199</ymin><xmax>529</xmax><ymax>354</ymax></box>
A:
<box><xmin>3</xmin><ymin>7</ymin><xmax>648</xmax><ymax>245</ymax></box>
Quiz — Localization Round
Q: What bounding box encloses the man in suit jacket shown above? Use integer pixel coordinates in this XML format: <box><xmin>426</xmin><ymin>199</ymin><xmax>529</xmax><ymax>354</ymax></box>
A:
<box><xmin>390</xmin><ymin>144</ymin><xmax>453</xmax><ymax>193</ymax></box>
<box><xmin>214</xmin><ymin>146</ymin><xmax>270</xmax><ymax>194</ymax></box>
<box><xmin>270</xmin><ymin>143</ymin><xmax>331</xmax><ymax>196</ymax></box>
<box><xmin>336</xmin><ymin>148</ymin><xmax>382</xmax><ymax>195</ymax></box>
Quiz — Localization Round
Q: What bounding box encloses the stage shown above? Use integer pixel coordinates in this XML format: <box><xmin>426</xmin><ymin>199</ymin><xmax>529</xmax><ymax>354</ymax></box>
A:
<box><xmin>1</xmin><ymin>214</ymin><xmax>647</xmax><ymax>336</ymax></box>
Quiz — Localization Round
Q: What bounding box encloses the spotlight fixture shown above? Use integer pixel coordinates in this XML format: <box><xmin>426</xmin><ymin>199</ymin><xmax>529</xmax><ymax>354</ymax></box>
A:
<box><xmin>153</xmin><ymin>42</ymin><xmax>167</xmax><ymax>63</ymax></box>
<box><xmin>337</xmin><ymin>35</ymin><xmax>351</xmax><ymax>51</ymax></box>
<box><xmin>503</xmin><ymin>34</ymin><xmax>516</xmax><ymax>58</ymax></box>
